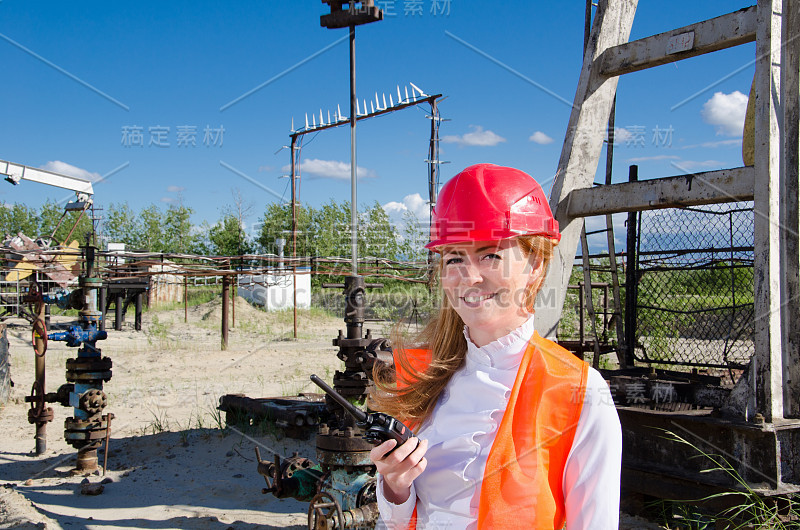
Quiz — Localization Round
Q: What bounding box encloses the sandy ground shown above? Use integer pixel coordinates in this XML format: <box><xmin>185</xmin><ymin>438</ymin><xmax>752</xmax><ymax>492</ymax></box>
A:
<box><xmin>0</xmin><ymin>297</ymin><xmax>664</xmax><ymax>529</ymax></box>
<box><xmin>0</xmin><ymin>298</ymin><xmax>347</xmax><ymax>529</ymax></box>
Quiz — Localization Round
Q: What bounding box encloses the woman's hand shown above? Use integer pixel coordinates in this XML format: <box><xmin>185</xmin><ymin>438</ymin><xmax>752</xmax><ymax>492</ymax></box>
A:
<box><xmin>370</xmin><ymin>437</ymin><xmax>428</xmax><ymax>505</ymax></box>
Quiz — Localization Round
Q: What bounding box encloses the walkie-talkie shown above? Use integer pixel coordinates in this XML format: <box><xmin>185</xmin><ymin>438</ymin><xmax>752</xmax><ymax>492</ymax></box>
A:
<box><xmin>310</xmin><ymin>374</ymin><xmax>414</xmax><ymax>448</ymax></box>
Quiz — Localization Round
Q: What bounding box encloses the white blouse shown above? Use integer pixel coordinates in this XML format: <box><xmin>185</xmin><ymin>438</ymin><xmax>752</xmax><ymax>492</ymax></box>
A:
<box><xmin>376</xmin><ymin>315</ymin><xmax>622</xmax><ymax>529</ymax></box>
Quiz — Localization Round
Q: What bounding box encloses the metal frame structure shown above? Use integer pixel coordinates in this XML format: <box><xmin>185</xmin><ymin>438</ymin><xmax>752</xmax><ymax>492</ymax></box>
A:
<box><xmin>0</xmin><ymin>159</ymin><xmax>94</xmax><ymax>206</ymax></box>
<box><xmin>536</xmin><ymin>0</ymin><xmax>800</xmax><ymax>502</ymax></box>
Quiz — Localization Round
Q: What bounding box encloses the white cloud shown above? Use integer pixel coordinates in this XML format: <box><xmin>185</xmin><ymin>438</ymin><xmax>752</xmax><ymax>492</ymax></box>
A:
<box><xmin>282</xmin><ymin>159</ymin><xmax>377</xmax><ymax>180</ymax></box>
<box><xmin>160</xmin><ymin>197</ymin><xmax>175</xmax><ymax>203</ymax></box>
<box><xmin>610</xmin><ymin>127</ymin><xmax>633</xmax><ymax>144</ymax></box>
<box><xmin>258</xmin><ymin>165</ymin><xmax>273</xmax><ymax>172</ymax></box>
<box><xmin>167</xmin><ymin>185</ymin><xmax>185</xmax><ymax>193</ymax></box>
<box><xmin>383</xmin><ymin>193</ymin><xmax>429</xmax><ymax>220</ymax></box>
<box><xmin>626</xmin><ymin>155</ymin><xmax>680</xmax><ymax>162</ymax></box>
<box><xmin>701</xmin><ymin>91</ymin><xmax>748</xmax><ymax>136</ymax></box>
<box><xmin>383</xmin><ymin>193</ymin><xmax>430</xmax><ymax>246</ymax></box>
<box><xmin>40</xmin><ymin>160</ymin><xmax>102</xmax><ymax>183</ymax></box>
<box><xmin>529</xmin><ymin>131</ymin><xmax>554</xmax><ymax>145</ymax></box>
<box><xmin>674</xmin><ymin>159</ymin><xmax>723</xmax><ymax>171</ymax></box>
<box><xmin>680</xmin><ymin>138</ymin><xmax>742</xmax><ymax>149</ymax></box>
<box><xmin>442</xmin><ymin>126</ymin><xmax>506</xmax><ymax>147</ymax></box>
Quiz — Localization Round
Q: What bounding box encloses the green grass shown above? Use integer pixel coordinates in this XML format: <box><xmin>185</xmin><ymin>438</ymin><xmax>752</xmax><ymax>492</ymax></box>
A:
<box><xmin>654</xmin><ymin>430</ymin><xmax>800</xmax><ymax>529</ymax></box>
<box><xmin>147</xmin><ymin>287</ymin><xmax>220</xmax><ymax>312</ymax></box>
<box><xmin>142</xmin><ymin>407</ymin><xmax>170</xmax><ymax>435</ymax></box>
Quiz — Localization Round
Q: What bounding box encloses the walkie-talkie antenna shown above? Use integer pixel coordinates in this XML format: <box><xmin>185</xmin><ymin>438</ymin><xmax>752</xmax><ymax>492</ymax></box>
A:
<box><xmin>310</xmin><ymin>374</ymin><xmax>368</xmax><ymax>423</ymax></box>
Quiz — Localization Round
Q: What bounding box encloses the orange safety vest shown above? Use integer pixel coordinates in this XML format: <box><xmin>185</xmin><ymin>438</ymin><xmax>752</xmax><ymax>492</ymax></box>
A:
<box><xmin>395</xmin><ymin>332</ymin><xmax>588</xmax><ymax>530</ymax></box>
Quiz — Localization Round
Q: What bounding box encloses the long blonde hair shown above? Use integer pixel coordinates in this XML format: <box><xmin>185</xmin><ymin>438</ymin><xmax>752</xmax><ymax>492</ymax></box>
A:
<box><xmin>371</xmin><ymin>235</ymin><xmax>558</xmax><ymax>427</ymax></box>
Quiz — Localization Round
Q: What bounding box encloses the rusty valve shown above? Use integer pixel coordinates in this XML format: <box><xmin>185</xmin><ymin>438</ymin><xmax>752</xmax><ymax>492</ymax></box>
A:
<box><xmin>25</xmin><ymin>381</ymin><xmax>54</xmax><ymax>424</ymax></box>
<box><xmin>79</xmin><ymin>389</ymin><xmax>107</xmax><ymax>415</ymax></box>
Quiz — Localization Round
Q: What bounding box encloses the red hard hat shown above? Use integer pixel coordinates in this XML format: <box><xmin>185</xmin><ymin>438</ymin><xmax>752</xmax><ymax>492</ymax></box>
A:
<box><xmin>426</xmin><ymin>163</ymin><xmax>560</xmax><ymax>250</ymax></box>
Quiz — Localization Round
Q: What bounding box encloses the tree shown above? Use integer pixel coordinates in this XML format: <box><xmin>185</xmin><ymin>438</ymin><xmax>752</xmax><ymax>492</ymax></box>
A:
<box><xmin>257</xmin><ymin>201</ymin><xmax>314</xmax><ymax>257</ymax></box>
<box><xmin>359</xmin><ymin>201</ymin><xmax>400</xmax><ymax>261</ymax></box>
<box><xmin>399</xmin><ymin>209</ymin><xmax>428</xmax><ymax>262</ymax></box>
<box><xmin>103</xmin><ymin>202</ymin><xmax>138</xmax><ymax>248</ymax></box>
<box><xmin>0</xmin><ymin>203</ymin><xmax>39</xmax><ymax>239</ymax></box>
<box><xmin>209</xmin><ymin>213</ymin><xmax>252</xmax><ymax>256</ymax></box>
<box><xmin>134</xmin><ymin>205</ymin><xmax>165</xmax><ymax>252</ymax></box>
<box><xmin>190</xmin><ymin>221</ymin><xmax>213</xmax><ymax>255</ymax></box>
<box><xmin>312</xmin><ymin>199</ymin><xmax>350</xmax><ymax>258</ymax></box>
<box><xmin>164</xmin><ymin>201</ymin><xmax>195</xmax><ymax>254</ymax></box>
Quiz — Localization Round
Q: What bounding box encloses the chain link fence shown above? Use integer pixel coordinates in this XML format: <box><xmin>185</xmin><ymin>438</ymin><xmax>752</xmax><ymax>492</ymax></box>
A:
<box><xmin>632</xmin><ymin>202</ymin><xmax>755</xmax><ymax>373</ymax></box>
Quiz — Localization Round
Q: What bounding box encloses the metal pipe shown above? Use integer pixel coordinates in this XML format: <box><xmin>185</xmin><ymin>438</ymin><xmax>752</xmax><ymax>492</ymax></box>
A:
<box><xmin>63</xmin><ymin>208</ymin><xmax>86</xmax><ymax>248</ymax></box>
<box><xmin>134</xmin><ymin>292</ymin><xmax>142</xmax><ymax>331</ymax></box>
<box><xmin>578</xmin><ymin>282</ymin><xmax>585</xmax><ymax>347</ymax></box>
<box><xmin>221</xmin><ymin>276</ymin><xmax>229</xmax><ymax>350</ymax></box>
<box><xmin>605</xmin><ymin>96</ymin><xmax>626</xmax><ymax>368</ymax></box>
<box><xmin>427</xmin><ymin>99</ymin><xmax>439</xmax><ymax>294</ymax></box>
<box><xmin>428</xmin><ymin>99</ymin><xmax>439</xmax><ymax>222</ymax></box>
<box><xmin>115</xmin><ymin>293</ymin><xmax>123</xmax><ymax>331</ymax></box>
<box><xmin>349</xmin><ymin>23</ymin><xmax>357</xmax><ymax>276</ymax></box>
<box><xmin>184</xmin><ymin>276</ymin><xmax>188</xmax><ymax>323</ymax></box>
<box><xmin>98</xmin><ymin>286</ymin><xmax>106</xmax><ymax>332</ymax></box>
<box><xmin>291</xmin><ymin>134</ymin><xmax>298</xmax><ymax>339</ymax></box>
<box><xmin>34</xmin><ymin>298</ymin><xmax>47</xmax><ymax>455</ymax></box>
<box><xmin>625</xmin><ymin>165</ymin><xmax>639</xmax><ymax>367</ymax></box>
<box><xmin>103</xmin><ymin>413</ymin><xmax>112</xmax><ymax>475</ymax></box>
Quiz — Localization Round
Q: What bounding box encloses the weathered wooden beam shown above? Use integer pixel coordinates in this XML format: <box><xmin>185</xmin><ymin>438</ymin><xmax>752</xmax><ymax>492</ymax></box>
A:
<box><xmin>566</xmin><ymin>166</ymin><xmax>755</xmax><ymax>217</ymax></box>
<box><xmin>599</xmin><ymin>6</ymin><xmax>756</xmax><ymax>77</ymax></box>
<box><xmin>781</xmin><ymin>0</ymin><xmax>800</xmax><ymax>419</ymax></box>
<box><xmin>536</xmin><ymin>0</ymin><xmax>638</xmax><ymax>339</ymax></box>
<box><xmin>753</xmin><ymin>0</ymin><xmax>785</xmax><ymax>422</ymax></box>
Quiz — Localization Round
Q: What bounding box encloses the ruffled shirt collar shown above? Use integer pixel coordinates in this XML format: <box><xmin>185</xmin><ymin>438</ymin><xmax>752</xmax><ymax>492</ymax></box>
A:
<box><xmin>463</xmin><ymin>314</ymin><xmax>535</xmax><ymax>370</ymax></box>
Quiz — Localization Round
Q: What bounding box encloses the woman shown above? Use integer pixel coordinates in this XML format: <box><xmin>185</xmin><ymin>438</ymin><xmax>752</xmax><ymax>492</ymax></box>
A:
<box><xmin>369</xmin><ymin>164</ymin><xmax>622</xmax><ymax>529</ymax></box>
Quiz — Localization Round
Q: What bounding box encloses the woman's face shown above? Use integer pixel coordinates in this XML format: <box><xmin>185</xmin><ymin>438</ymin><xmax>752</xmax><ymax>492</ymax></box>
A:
<box><xmin>440</xmin><ymin>238</ymin><xmax>544</xmax><ymax>348</ymax></box>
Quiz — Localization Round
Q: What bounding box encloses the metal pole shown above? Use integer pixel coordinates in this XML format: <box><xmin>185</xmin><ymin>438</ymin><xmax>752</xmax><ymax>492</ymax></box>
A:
<box><xmin>427</xmin><ymin>98</ymin><xmax>439</xmax><ymax>293</ymax></box>
<box><xmin>428</xmin><ymin>98</ymin><xmax>439</xmax><ymax>221</ymax></box>
<box><xmin>349</xmin><ymin>23</ymin><xmax>358</xmax><ymax>276</ymax></box>
<box><xmin>115</xmin><ymin>293</ymin><xmax>123</xmax><ymax>331</ymax></box>
<box><xmin>33</xmin><ymin>299</ymin><xmax>47</xmax><ymax>455</ymax></box>
<box><xmin>231</xmin><ymin>273</ymin><xmax>236</xmax><ymax>328</ymax></box>
<box><xmin>291</xmin><ymin>134</ymin><xmax>298</xmax><ymax>339</ymax></box>
<box><xmin>605</xmin><ymin>96</ymin><xmax>627</xmax><ymax>368</ymax></box>
<box><xmin>184</xmin><ymin>276</ymin><xmax>188</xmax><ymax>324</ymax></box>
<box><xmin>578</xmin><ymin>282</ymin><xmax>585</xmax><ymax>347</ymax></box>
<box><xmin>99</xmin><ymin>285</ymin><xmax>106</xmax><ymax>332</ymax></box>
<box><xmin>624</xmin><ymin>165</ymin><xmax>639</xmax><ymax>367</ymax></box>
<box><xmin>221</xmin><ymin>276</ymin><xmax>229</xmax><ymax>351</ymax></box>
<box><xmin>134</xmin><ymin>292</ymin><xmax>142</xmax><ymax>331</ymax></box>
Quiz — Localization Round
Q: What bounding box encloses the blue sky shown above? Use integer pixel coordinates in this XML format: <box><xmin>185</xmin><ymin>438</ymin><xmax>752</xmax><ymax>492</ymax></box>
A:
<box><xmin>0</xmin><ymin>1</ymin><xmax>754</xmax><ymax>247</ymax></box>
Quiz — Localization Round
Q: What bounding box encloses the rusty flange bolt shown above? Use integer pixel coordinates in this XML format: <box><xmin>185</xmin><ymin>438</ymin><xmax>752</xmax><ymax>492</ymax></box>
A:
<box><xmin>79</xmin><ymin>389</ymin><xmax>107</xmax><ymax>415</ymax></box>
<box><xmin>65</xmin><ymin>357</ymin><xmax>112</xmax><ymax>383</ymax></box>
<box><xmin>64</xmin><ymin>416</ymin><xmax>109</xmax><ymax>449</ymax></box>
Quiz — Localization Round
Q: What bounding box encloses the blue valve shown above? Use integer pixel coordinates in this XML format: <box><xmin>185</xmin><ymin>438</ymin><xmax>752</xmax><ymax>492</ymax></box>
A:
<box><xmin>42</xmin><ymin>289</ymin><xmax>72</xmax><ymax>310</ymax></box>
<box><xmin>48</xmin><ymin>325</ymin><xmax>107</xmax><ymax>348</ymax></box>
